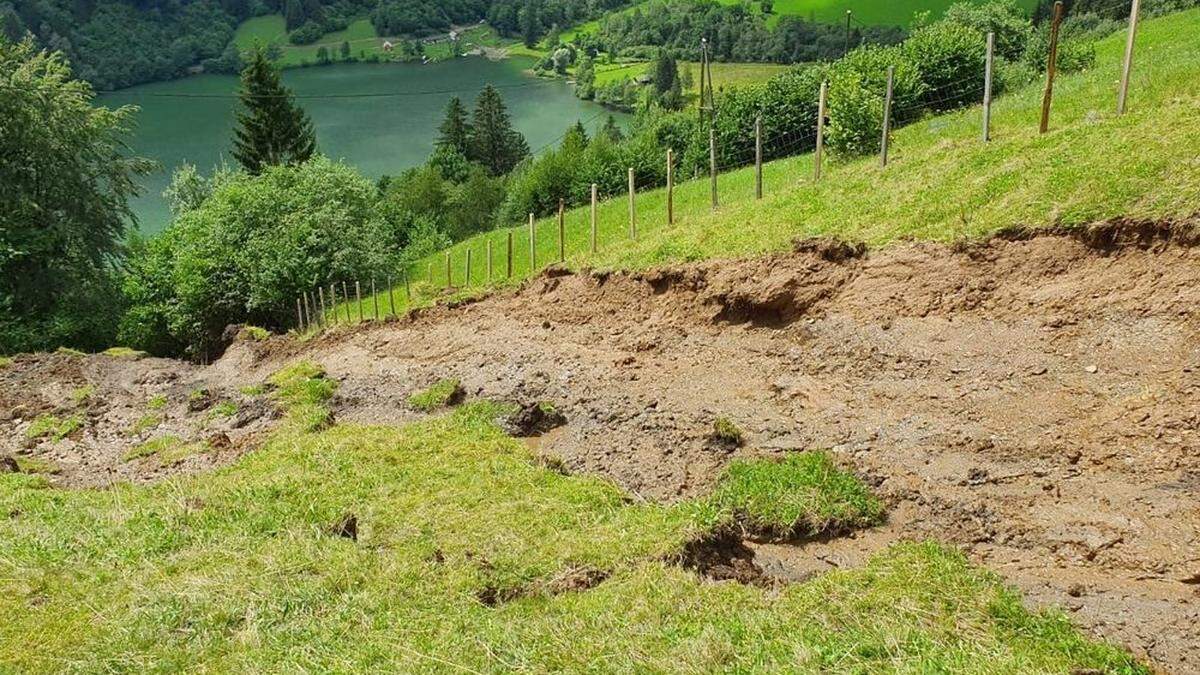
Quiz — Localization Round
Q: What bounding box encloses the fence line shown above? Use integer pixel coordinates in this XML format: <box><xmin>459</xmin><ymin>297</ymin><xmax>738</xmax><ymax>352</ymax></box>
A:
<box><xmin>295</xmin><ymin>3</ymin><xmax>1148</xmax><ymax>334</ymax></box>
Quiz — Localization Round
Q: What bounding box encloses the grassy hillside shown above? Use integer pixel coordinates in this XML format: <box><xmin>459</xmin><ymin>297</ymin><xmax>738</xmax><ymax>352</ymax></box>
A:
<box><xmin>594</xmin><ymin>60</ymin><xmax>792</xmax><ymax>89</ymax></box>
<box><xmin>232</xmin><ymin>15</ymin><xmax>496</xmax><ymax>68</ymax></box>
<box><xmin>0</xmin><ymin>369</ymin><xmax>1143</xmax><ymax>671</ymax></box>
<box><xmin>350</xmin><ymin>7</ymin><xmax>1199</xmax><ymax>318</ymax></box>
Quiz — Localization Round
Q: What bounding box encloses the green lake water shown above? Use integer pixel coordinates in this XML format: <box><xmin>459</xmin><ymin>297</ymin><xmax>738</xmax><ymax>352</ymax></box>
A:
<box><xmin>100</xmin><ymin>57</ymin><xmax>620</xmax><ymax>233</ymax></box>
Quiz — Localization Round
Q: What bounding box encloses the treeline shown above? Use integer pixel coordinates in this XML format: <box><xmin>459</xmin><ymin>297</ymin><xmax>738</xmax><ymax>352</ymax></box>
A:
<box><xmin>580</xmin><ymin>0</ymin><xmax>907</xmax><ymax>64</ymax></box>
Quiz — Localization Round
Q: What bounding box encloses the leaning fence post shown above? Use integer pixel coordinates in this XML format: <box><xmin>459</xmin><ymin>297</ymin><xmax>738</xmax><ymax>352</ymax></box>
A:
<box><xmin>666</xmin><ymin>149</ymin><xmax>675</xmax><ymax>223</ymax></box>
<box><xmin>465</xmin><ymin>249</ymin><xmax>472</xmax><ymax>287</ymax></box>
<box><xmin>709</xmin><ymin>127</ymin><xmax>718</xmax><ymax>209</ymax></box>
<box><xmin>1117</xmin><ymin>0</ymin><xmax>1141</xmax><ymax>115</ymax></box>
<box><xmin>983</xmin><ymin>32</ymin><xmax>995</xmax><ymax>142</ymax></box>
<box><xmin>627</xmin><ymin>168</ymin><xmax>636</xmax><ymax>238</ymax></box>
<box><xmin>1040</xmin><ymin>1</ymin><xmax>1064</xmax><ymax>134</ymax></box>
<box><xmin>590</xmin><ymin>184</ymin><xmax>598</xmax><ymax>253</ymax></box>
<box><xmin>342</xmin><ymin>281</ymin><xmax>351</xmax><ymax>322</ymax></box>
<box><xmin>557</xmin><ymin>199</ymin><xmax>565</xmax><ymax>262</ymax></box>
<box><xmin>296</xmin><ymin>297</ymin><xmax>304</xmax><ymax>331</ymax></box>
<box><xmin>881</xmin><ymin>66</ymin><xmax>895</xmax><ymax>167</ymax></box>
<box><xmin>486</xmin><ymin>240</ymin><xmax>493</xmax><ymax>282</ymax></box>
<box><xmin>355</xmin><ymin>281</ymin><xmax>363</xmax><ymax>322</ymax></box>
<box><xmin>815</xmin><ymin>80</ymin><xmax>828</xmax><ymax>181</ymax></box>
<box><xmin>528</xmin><ymin>213</ymin><xmax>536</xmax><ymax>272</ymax></box>
<box><xmin>755</xmin><ymin>116</ymin><xmax>763</xmax><ymax>199</ymax></box>
<box><xmin>506</xmin><ymin>231</ymin><xmax>513</xmax><ymax>277</ymax></box>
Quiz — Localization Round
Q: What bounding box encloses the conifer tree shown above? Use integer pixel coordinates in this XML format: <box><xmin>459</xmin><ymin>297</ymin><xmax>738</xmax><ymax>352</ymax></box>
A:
<box><xmin>436</xmin><ymin>96</ymin><xmax>472</xmax><ymax>156</ymax></box>
<box><xmin>468</xmin><ymin>85</ymin><xmax>529</xmax><ymax>175</ymax></box>
<box><xmin>232</xmin><ymin>47</ymin><xmax>317</xmax><ymax>174</ymax></box>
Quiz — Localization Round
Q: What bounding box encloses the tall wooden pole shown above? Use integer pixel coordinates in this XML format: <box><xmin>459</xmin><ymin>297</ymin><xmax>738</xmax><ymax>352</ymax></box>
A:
<box><xmin>815</xmin><ymin>80</ymin><xmax>828</xmax><ymax>181</ymax></box>
<box><xmin>486</xmin><ymin>240</ymin><xmax>493</xmax><ymax>282</ymax></box>
<box><xmin>881</xmin><ymin>66</ymin><xmax>894</xmax><ymax>167</ymax></box>
<box><xmin>1117</xmin><ymin>0</ymin><xmax>1141</xmax><ymax>115</ymax></box>
<box><xmin>590</xmin><ymin>184</ymin><xmax>598</xmax><ymax>253</ymax></box>
<box><xmin>1040</xmin><ymin>1</ymin><xmax>1064</xmax><ymax>135</ymax></box>
<box><xmin>557</xmin><ymin>199</ymin><xmax>565</xmax><ymax>262</ymax></box>
<box><xmin>666</xmin><ymin>149</ymin><xmax>675</xmax><ymax>223</ymax></box>
<box><xmin>318</xmin><ymin>286</ymin><xmax>327</xmax><ymax>328</ymax></box>
<box><xmin>529</xmin><ymin>213</ymin><xmax>536</xmax><ymax>272</ymax></box>
<box><xmin>709</xmin><ymin>127</ymin><xmax>718</xmax><ymax>209</ymax></box>
<box><xmin>354</xmin><ymin>281</ymin><xmax>362</xmax><ymax>322</ymax></box>
<box><xmin>983</xmin><ymin>32</ymin><xmax>994</xmax><ymax>142</ymax></box>
<box><xmin>628</xmin><ymin>168</ymin><xmax>636</xmax><ymax>238</ymax></box>
<box><xmin>698</xmin><ymin>39</ymin><xmax>707</xmax><ymax>123</ymax></box>
<box><xmin>342</xmin><ymin>281</ymin><xmax>350</xmax><ymax>322</ymax></box>
<box><xmin>506</xmin><ymin>231</ymin><xmax>513</xmax><ymax>277</ymax></box>
<box><xmin>371</xmin><ymin>277</ymin><xmax>378</xmax><ymax>319</ymax></box>
<box><xmin>754</xmin><ymin>116</ymin><xmax>763</xmax><ymax>199</ymax></box>
<box><xmin>844</xmin><ymin>10</ymin><xmax>853</xmax><ymax>57</ymax></box>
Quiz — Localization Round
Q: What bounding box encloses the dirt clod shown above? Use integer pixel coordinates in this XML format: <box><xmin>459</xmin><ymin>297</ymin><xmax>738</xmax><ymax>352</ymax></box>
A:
<box><xmin>677</xmin><ymin>533</ymin><xmax>768</xmax><ymax>586</ymax></box>
<box><xmin>500</xmin><ymin>402</ymin><xmax>566</xmax><ymax>437</ymax></box>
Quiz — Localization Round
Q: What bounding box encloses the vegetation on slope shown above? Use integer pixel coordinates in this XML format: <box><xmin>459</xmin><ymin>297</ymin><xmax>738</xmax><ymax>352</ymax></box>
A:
<box><xmin>0</xmin><ymin>390</ymin><xmax>1143</xmax><ymax>671</ymax></box>
<box><xmin>357</xmin><ymin>7</ymin><xmax>1199</xmax><ymax>315</ymax></box>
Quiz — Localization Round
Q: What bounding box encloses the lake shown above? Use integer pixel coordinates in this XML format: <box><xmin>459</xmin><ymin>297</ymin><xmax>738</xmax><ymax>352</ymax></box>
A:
<box><xmin>100</xmin><ymin>57</ymin><xmax>621</xmax><ymax>233</ymax></box>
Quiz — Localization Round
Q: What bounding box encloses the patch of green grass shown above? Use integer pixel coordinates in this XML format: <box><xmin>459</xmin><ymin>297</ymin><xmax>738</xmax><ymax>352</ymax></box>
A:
<box><xmin>267</xmin><ymin>361</ymin><xmax>337</xmax><ymax>431</ymax></box>
<box><xmin>209</xmin><ymin>401</ymin><xmax>239</xmax><ymax>419</ymax></box>
<box><xmin>12</xmin><ymin>456</ymin><xmax>58</xmax><ymax>475</ymax></box>
<box><xmin>711</xmin><ymin>416</ymin><xmax>743</xmax><ymax>446</ymax></box>
<box><xmin>122</xmin><ymin>435</ymin><xmax>207</xmax><ymax>466</ymax></box>
<box><xmin>0</xmin><ymin>356</ymin><xmax>12</xmax><ymax>368</ymax></box>
<box><xmin>408</xmin><ymin>378</ymin><xmax>463</xmax><ymax>412</ymax></box>
<box><xmin>384</xmin><ymin>9</ymin><xmax>1200</xmax><ymax>317</ymax></box>
<box><xmin>54</xmin><ymin>347</ymin><xmax>84</xmax><ymax>357</ymax></box>
<box><xmin>240</xmin><ymin>326</ymin><xmax>270</xmax><ymax>341</ymax></box>
<box><xmin>239</xmin><ymin>384</ymin><xmax>269</xmax><ymax>397</ymax></box>
<box><xmin>69</xmin><ymin>385</ymin><xmax>95</xmax><ymax>406</ymax></box>
<box><xmin>0</xmin><ymin>403</ymin><xmax>1142</xmax><ymax>671</ymax></box>
<box><xmin>24</xmin><ymin>415</ymin><xmax>83</xmax><ymax>442</ymax></box>
<box><xmin>146</xmin><ymin>395</ymin><xmax>168</xmax><ymax>411</ymax></box>
<box><xmin>708</xmin><ymin>452</ymin><xmax>885</xmax><ymax>538</ymax></box>
<box><xmin>102</xmin><ymin>347</ymin><xmax>147</xmax><ymax>359</ymax></box>
<box><xmin>128</xmin><ymin>414</ymin><xmax>162</xmax><ymax>436</ymax></box>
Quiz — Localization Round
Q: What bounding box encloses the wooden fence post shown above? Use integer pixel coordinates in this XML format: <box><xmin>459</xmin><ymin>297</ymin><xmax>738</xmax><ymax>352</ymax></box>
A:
<box><xmin>303</xmin><ymin>291</ymin><xmax>312</xmax><ymax>330</ymax></box>
<box><xmin>755</xmin><ymin>116</ymin><xmax>763</xmax><ymax>199</ymax></box>
<box><xmin>387</xmin><ymin>276</ymin><xmax>395</xmax><ymax>317</ymax></box>
<box><xmin>342</xmin><ymin>281</ymin><xmax>350</xmax><ymax>322</ymax></box>
<box><xmin>296</xmin><ymin>297</ymin><xmax>304</xmax><ymax>331</ymax></box>
<box><xmin>881</xmin><ymin>66</ymin><xmax>894</xmax><ymax>167</ymax></box>
<box><xmin>486</xmin><ymin>240</ymin><xmax>493</xmax><ymax>282</ymax></box>
<box><xmin>506</xmin><ymin>231</ymin><xmax>514</xmax><ymax>277</ymax></box>
<box><xmin>1117</xmin><ymin>0</ymin><xmax>1141</xmax><ymax>115</ymax></box>
<box><xmin>666</xmin><ymin>149</ymin><xmax>675</xmax><ymax>223</ymax></box>
<box><xmin>329</xmin><ymin>284</ymin><xmax>338</xmax><ymax>325</ymax></box>
<box><xmin>590</xmin><ymin>184</ymin><xmax>598</xmax><ymax>253</ymax></box>
<box><xmin>445</xmin><ymin>252</ymin><xmax>451</xmax><ymax>289</ymax></box>
<box><xmin>709</xmin><ymin>127</ymin><xmax>718</xmax><ymax>209</ymax></box>
<box><xmin>372</xmin><ymin>277</ymin><xmax>379</xmax><ymax>320</ymax></box>
<box><xmin>1040</xmin><ymin>1</ymin><xmax>1064</xmax><ymax>134</ymax></box>
<box><xmin>815</xmin><ymin>80</ymin><xmax>828</xmax><ymax>181</ymax></box>
<box><xmin>318</xmin><ymin>286</ymin><xmax>327</xmax><ymax>328</ymax></box>
<box><xmin>557</xmin><ymin>199</ymin><xmax>565</xmax><ymax>262</ymax></box>
<box><xmin>627</xmin><ymin>168</ymin><xmax>636</xmax><ymax>238</ymax></box>
<box><xmin>529</xmin><ymin>213</ymin><xmax>536</xmax><ymax>272</ymax></box>
<box><xmin>355</xmin><ymin>281</ymin><xmax>362</xmax><ymax>322</ymax></box>
<box><xmin>983</xmin><ymin>32</ymin><xmax>994</xmax><ymax>142</ymax></box>
<box><xmin>465</xmin><ymin>249</ymin><xmax>472</xmax><ymax>287</ymax></box>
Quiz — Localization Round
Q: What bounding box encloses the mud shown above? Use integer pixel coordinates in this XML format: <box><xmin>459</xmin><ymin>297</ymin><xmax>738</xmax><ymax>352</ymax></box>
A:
<box><xmin>2</xmin><ymin>222</ymin><xmax>1198</xmax><ymax>670</ymax></box>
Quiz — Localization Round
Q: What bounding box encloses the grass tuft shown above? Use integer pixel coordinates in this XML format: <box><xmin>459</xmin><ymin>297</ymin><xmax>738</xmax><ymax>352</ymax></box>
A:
<box><xmin>127</xmin><ymin>414</ymin><xmax>162</xmax><ymax>436</ymax></box>
<box><xmin>408</xmin><ymin>378</ymin><xmax>464</xmax><ymax>412</ymax></box>
<box><xmin>711</xmin><ymin>416</ymin><xmax>744</xmax><ymax>447</ymax></box>
<box><xmin>146</xmin><ymin>395</ymin><xmax>168</xmax><ymax>411</ymax></box>
<box><xmin>102</xmin><ymin>347</ymin><xmax>147</xmax><ymax>359</ymax></box>
<box><xmin>69</xmin><ymin>385</ymin><xmax>95</xmax><ymax>406</ymax></box>
<box><xmin>0</xmin><ymin>356</ymin><xmax>12</xmax><ymax>368</ymax></box>
<box><xmin>24</xmin><ymin>414</ymin><xmax>83</xmax><ymax>442</ymax></box>
<box><xmin>267</xmin><ymin>361</ymin><xmax>337</xmax><ymax>431</ymax></box>
<box><xmin>122</xmin><ymin>435</ymin><xmax>208</xmax><ymax>466</ymax></box>
<box><xmin>55</xmin><ymin>347</ymin><xmax>85</xmax><ymax>357</ymax></box>
<box><xmin>707</xmin><ymin>452</ymin><xmax>885</xmax><ymax>539</ymax></box>
<box><xmin>240</xmin><ymin>326</ymin><xmax>270</xmax><ymax>341</ymax></box>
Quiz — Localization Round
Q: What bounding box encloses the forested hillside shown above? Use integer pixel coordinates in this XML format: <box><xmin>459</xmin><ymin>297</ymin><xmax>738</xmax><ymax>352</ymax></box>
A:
<box><xmin>1</xmin><ymin>0</ymin><xmax>629</xmax><ymax>89</ymax></box>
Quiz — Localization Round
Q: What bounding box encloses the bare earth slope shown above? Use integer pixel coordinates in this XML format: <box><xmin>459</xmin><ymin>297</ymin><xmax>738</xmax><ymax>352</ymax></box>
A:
<box><xmin>3</xmin><ymin>222</ymin><xmax>1198</xmax><ymax>670</ymax></box>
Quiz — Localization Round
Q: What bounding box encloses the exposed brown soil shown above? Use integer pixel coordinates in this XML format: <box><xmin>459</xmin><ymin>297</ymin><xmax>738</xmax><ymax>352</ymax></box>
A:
<box><xmin>2</xmin><ymin>221</ymin><xmax>1198</xmax><ymax>670</ymax></box>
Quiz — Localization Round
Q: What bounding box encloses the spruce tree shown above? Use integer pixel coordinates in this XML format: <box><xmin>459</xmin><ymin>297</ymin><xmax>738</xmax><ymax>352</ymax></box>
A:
<box><xmin>436</xmin><ymin>96</ymin><xmax>472</xmax><ymax>156</ymax></box>
<box><xmin>469</xmin><ymin>85</ymin><xmax>529</xmax><ymax>175</ymax></box>
<box><xmin>599</xmin><ymin>115</ymin><xmax>623</xmax><ymax>143</ymax></box>
<box><xmin>232</xmin><ymin>47</ymin><xmax>317</xmax><ymax>174</ymax></box>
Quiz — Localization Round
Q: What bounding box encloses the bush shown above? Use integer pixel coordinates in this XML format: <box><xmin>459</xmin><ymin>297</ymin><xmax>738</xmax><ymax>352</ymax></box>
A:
<box><xmin>290</xmin><ymin>21</ymin><xmax>325</xmax><ymax>45</ymax></box>
<box><xmin>120</xmin><ymin>157</ymin><xmax>403</xmax><ymax>359</ymax></box>
<box><xmin>826</xmin><ymin>45</ymin><xmax>924</xmax><ymax>157</ymax></box>
<box><xmin>903</xmin><ymin>20</ymin><xmax>988</xmax><ymax>111</ymax></box>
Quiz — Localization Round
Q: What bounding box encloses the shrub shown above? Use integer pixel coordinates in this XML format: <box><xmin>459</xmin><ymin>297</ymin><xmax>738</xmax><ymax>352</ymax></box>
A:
<box><xmin>120</xmin><ymin>158</ymin><xmax>403</xmax><ymax>359</ymax></box>
<box><xmin>826</xmin><ymin>45</ymin><xmax>924</xmax><ymax>157</ymax></box>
